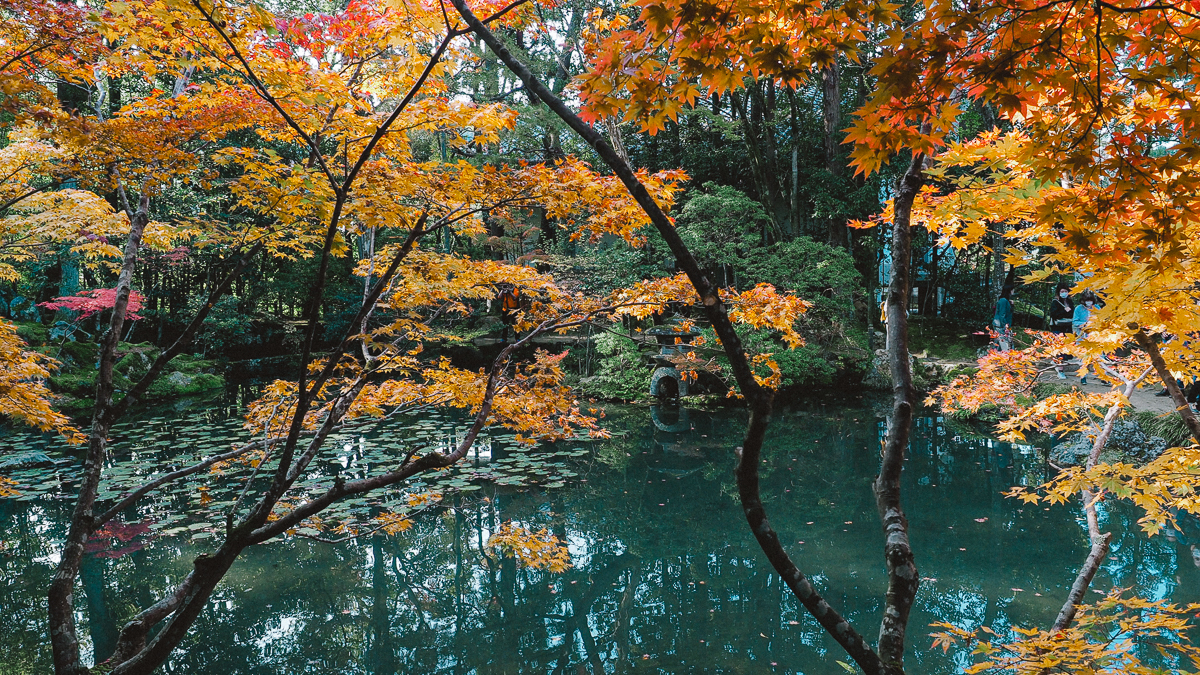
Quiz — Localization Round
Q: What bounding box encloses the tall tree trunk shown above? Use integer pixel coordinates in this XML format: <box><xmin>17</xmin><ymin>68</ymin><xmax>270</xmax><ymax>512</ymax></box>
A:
<box><xmin>787</xmin><ymin>87</ymin><xmax>801</xmax><ymax>238</ymax></box>
<box><xmin>874</xmin><ymin>154</ymin><xmax>925</xmax><ymax>674</ymax></box>
<box><xmin>821</xmin><ymin>63</ymin><xmax>850</xmax><ymax>249</ymax></box>
<box><xmin>733</xmin><ymin>85</ymin><xmax>788</xmax><ymax>238</ymax></box>
<box><xmin>49</xmin><ymin>191</ymin><xmax>150</xmax><ymax>675</ymax></box>
<box><xmin>450</xmin><ymin>8</ymin><xmax>925</xmax><ymax>674</ymax></box>
<box><xmin>55</xmin><ymin>248</ymin><xmax>80</xmax><ymax>323</ymax></box>
<box><xmin>991</xmin><ymin>226</ymin><xmax>1006</xmax><ymax>305</ymax></box>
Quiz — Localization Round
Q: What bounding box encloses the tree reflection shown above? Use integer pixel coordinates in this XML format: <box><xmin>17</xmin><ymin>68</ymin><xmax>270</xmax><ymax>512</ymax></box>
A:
<box><xmin>1</xmin><ymin>404</ymin><xmax>1195</xmax><ymax>673</ymax></box>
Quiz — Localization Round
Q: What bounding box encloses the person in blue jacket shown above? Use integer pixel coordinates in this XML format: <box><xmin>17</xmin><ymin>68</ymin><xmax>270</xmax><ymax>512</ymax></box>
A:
<box><xmin>992</xmin><ymin>284</ymin><xmax>1015</xmax><ymax>351</ymax></box>
<box><xmin>1073</xmin><ymin>290</ymin><xmax>1097</xmax><ymax>384</ymax></box>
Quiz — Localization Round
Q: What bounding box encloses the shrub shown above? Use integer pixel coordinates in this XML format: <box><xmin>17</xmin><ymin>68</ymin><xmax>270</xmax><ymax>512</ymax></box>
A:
<box><xmin>676</xmin><ymin>183</ymin><xmax>768</xmax><ymax>286</ymax></box>
<box><xmin>738</xmin><ymin>237</ymin><xmax>860</xmax><ymax>322</ymax></box>
<box><xmin>578</xmin><ymin>332</ymin><xmax>649</xmax><ymax>401</ymax></box>
<box><xmin>699</xmin><ymin>325</ymin><xmax>837</xmax><ymax>391</ymax></box>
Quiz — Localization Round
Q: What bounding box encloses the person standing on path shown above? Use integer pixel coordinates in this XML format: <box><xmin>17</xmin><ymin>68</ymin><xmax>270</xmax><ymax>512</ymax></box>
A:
<box><xmin>1048</xmin><ymin>281</ymin><xmax>1075</xmax><ymax>378</ymax></box>
<box><xmin>1073</xmin><ymin>290</ymin><xmax>1098</xmax><ymax>384</ymax></box>
<box><xmin>993</xmin><ymin>284</ymin><xmax>1015</xmax><ymax>352</ymax></box>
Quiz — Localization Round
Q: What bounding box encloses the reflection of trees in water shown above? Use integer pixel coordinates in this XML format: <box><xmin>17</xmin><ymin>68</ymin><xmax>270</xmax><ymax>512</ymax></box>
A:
<box><xmin>4</xmin><ymin>406</ymin><xmax>1200</xmax><ymax>673</ymax></box>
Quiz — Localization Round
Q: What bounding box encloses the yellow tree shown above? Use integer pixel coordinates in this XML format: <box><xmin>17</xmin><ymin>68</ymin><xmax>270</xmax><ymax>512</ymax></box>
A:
<box><xmin>454</xmin><ymin>1</ymin><xmax>941</xmax><ymax>673</ymax></box>
<box><xmin>840</xmin><ymin>0</ymin><xmax>1200</xmax><ymax>668</ymax></box>
<box><xmin>466</xmin><ymin>0</ymin><xmax>1200</xmax><ymax>671</ymax></box>
<box><xmin>0</xmin><ymin>0</ymin><xmax>814</xmax><ymax>673</ymax></box>
<box><xmin>0</xmin><ymin>0</ymin><xmax>143</xmax><ymax>445</ymax></box>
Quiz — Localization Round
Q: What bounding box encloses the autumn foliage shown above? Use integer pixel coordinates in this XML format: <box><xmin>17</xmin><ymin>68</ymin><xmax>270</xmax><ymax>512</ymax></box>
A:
<box><xmin>3</xmin><ymin>0</ymin><xmax>1200</xmax><ymax>670</ymax></box>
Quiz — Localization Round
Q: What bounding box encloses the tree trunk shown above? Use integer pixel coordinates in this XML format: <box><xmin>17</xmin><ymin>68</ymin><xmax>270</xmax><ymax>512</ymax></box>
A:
<box><xmin>991</xmin><ymin>227</ymin><xmax>1006</xmax><ymax>305</ymax></box>
<box><xmin>821</xmin><ymin>63</ymin><xmax>849</xmax><ymax>249</ymax></box>
<box><xmin>733</xmin><ymin>85</ymin><xmax>788</xmax><ymax>238</ymax></box>
<box><xmin>449</xmin><ymin>7</ymin><xmax>906</xmax><ymax>674</ymax></box>
<box><xmin>1135</xmin><ymin>330</ymin><xmax>1200</xmax><ymax>445</ymax></box>
<box><xmin>874</xmin><ymin>154</ymin><xmax>925</xmax><ymax>674</ymax></box>
<box><xmin>787</xmin><ymin>87</ymin><xmax>801</xmax><ymax>238</ymax></box>
<box><xmin>55</xmin><ymin>249</ymin><xmax>80</xmax><ymax>323</ymax></box>
<box><xmin>49</xmin><ymin>192</ymin><xmax>150</xmax><ymax>675</ymax></box>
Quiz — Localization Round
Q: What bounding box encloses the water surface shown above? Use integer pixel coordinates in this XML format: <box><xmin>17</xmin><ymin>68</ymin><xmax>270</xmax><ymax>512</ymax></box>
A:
<box><xmin>1</xmin><ymin>397</ymin><xmax>1196</xmax><ymax>674</ymax></box>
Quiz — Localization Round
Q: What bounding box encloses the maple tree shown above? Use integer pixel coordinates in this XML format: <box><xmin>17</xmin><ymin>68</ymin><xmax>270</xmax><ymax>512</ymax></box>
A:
<box><xmin>484</xmin><ymin>1</ymin><xmax>924</xmax><ymax>673</ymax></box>
<box><xmin>0</xmin><ymin>318</ymin><xmax>81</xmax><ymax>442</ymax></box>
<box><xmin>39</xmin><ymin>288</ymin><xmax>146</xmax><ymax>320</ymax></box>
<box><xmin>0</xmin><ymin>0</ymin><xmax>817</xmax><ymax>672</ymax></box>
<box><xmin>492</xmin><ymin>0</ymin><xmax>1200</xmax><ymax>669</ymax></box>
<box><xmin>5</xmin><ymin>0</ymin><xmax>1196</xmax><ymax>670</ymax></box>
<box><xmin>843</xmin><ymin>0</ymin><xmax>1200</xmax><ymax>668</ymax></box>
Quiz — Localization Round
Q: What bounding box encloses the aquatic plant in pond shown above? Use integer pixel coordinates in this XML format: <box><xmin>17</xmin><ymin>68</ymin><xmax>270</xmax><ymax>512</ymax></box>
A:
<box><xmin>3</xmin><ymin>403</ymin><xmax>1200</xmax><ymax>673</ymax></box>
<box><xmin>0</xmin><ymin>406</ymin><xmax>591</xmax><ymax>546</ymax></box>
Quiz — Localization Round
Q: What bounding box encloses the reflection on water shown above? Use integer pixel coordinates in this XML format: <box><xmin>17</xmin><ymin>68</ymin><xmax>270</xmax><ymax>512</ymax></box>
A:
<box><xmin>2</xmin><ymin>399</ymin><xmax>1198</xmax><ymax>674</ymax></box>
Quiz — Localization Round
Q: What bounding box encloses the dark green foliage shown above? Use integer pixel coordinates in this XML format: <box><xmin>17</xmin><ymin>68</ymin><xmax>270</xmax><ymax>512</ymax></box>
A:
<box><xmin>738</xmin><ymin>237</ymin><xmax>860</xmax><ymax>319</ymax></box>
<box><xmin>692</xmin><ymin>325</ymin><xmax>841</xmax><ymax>391</ymax></box>
<box><xmin>739</xmin><ymin>327</ymin><xmax>837</xmax><ymax>389</ymax></box>
<box><xmin>190</xmin><ymin>295</ymin><xmax>257</xmax><ymax>356</ymax></box>
<box><xmin>49</xmin><ymin>343</ymin><xmax>222</xmax><ymax>402</ymax></box>
<box><xmin>1132</xmin><ymin>410</ymin><xmax>1193</xmax><ymax>449</ymax></box>
<box><xmin>577</xmin><ymin>333</ymin><xmax>649</xmax><ymax>401</ymax></box>
<box><xmin>539</xmin><ymin>237</ymin><xmax>675</xmax><ymax>295</ymax></box>
<box><xmin>907</xmin><ymin>317</ymin><xmax>987</xmax><ymax>362</ymax></box>
<box><xmin>14</xmin><ymin>321</ymin><xmax>48</xmax><ymax>345</ymax></box>
<box><xmin>676</xmin><ymin>183</ymin><xmax>769</xmax><ymax>286</ymax></box>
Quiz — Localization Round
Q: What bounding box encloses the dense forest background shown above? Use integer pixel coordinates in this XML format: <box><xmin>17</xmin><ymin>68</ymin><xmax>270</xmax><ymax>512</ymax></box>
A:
<box><xmin>2</xmin><ymin>0</ymin><xmax>1050</xmax><ymax>401</ymax></box>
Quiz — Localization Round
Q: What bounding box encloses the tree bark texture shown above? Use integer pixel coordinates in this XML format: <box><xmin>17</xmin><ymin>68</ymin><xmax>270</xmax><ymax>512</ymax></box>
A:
<box><xmin>874</xmin><ymin>155</ymin><xmax>925</xmax><ymax>674</ymax></box>
<box><xmin>50</xmin><ymin>193</ymin><xmax>150</xmax><ymax>675</ymax></box>
<box><xmin>1052</xmin><ymin>510</ymin><xmax>1111</xmax><ymax>632</ymax></box>
<box><xmin>450</xmin><ymin>6</ymin><xmax>894</xmax><ymax>673</ymax></box>
<box><xmin>1134</xmin><ymin>329</ymin><xmax>1200</xmax><ymax>445</ymax></box>
<box><xmin>1051</xmin><ymin>367</ymin><xmax>1150</xmax><ymax>632</ymax></box>
<box><xmin>821</xmin><ymin>63</ymin><xmax>849</xmax><ymax>249</ymax></box>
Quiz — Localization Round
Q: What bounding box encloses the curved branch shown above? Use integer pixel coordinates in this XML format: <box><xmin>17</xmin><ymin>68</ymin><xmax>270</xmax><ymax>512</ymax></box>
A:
<box><xmin>189</xmin><ymin>0</ymin><xmax>339</xmax><ymax>189</ymax></box>
<box><xmin>1052</xmin><ymin>364</ymin><xmax>1153</xmax><ymax>632</ymax></box>
<box><xmin>449</xmin><ymin>4</ymin><xmax>888</xmax><ymax>673</ymax></box>
<box><xmin>874</xmin><ymin>154</ymin><xmax>925</xmax><ymax>674</ymax></box>
<box><xmin>93</xmin><ymin>444</ymin><xmax>257</xmax><ymax>529</ymax></box>
<box><xmin>247</xmin><ymin>333</ymin><xmax>526</xmax><ymax>545</ymax></box>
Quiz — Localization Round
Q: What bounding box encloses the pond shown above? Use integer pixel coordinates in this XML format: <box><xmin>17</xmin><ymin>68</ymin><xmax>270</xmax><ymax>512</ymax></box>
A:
<box><xmin>1</xmin><ymin>393</ymin><xmax>1197</xmax><ymax>674</ymax></box>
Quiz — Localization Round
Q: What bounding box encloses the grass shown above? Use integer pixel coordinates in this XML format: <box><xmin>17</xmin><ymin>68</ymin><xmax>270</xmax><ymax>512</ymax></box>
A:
<box><xmin>1132</xmin><ymin>410</ymin><xmax>1192</xmax><ymax>448</ymax></box>
<box><xmin>907</xmin><ymin>316</ymin><xmax>987</xmax><ymax>362</ymax></box>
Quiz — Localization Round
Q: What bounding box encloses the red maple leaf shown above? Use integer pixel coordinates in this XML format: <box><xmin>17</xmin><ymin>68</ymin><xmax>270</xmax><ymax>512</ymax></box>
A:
<box><xmin>39</xmin><ymin>289</ymin><xmax>145</xmax><ymax>321</ymax></box>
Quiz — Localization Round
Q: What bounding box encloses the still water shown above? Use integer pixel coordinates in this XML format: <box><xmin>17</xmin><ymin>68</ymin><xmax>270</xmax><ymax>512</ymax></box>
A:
<box><xmin>1</xmin><ymin>396</ymin><xmax>1197</xmax><ymax>675</ymax></box>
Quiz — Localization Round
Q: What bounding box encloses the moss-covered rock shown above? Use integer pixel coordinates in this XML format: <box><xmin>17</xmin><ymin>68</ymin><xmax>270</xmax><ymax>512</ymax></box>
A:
<box><xmin>14</xmin><ymin>321</ymin><xmax>48</xmax><ymax>345</ymax></box>
<box><xmin>48</xmin><ymin>342</ymin><xmax>223</xmax><ymax>403</ymax></box>
<box><xmin>1049</xmin><ymin>419</ymin><xmax>1170</xmax><ymax>467</ymax></box>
